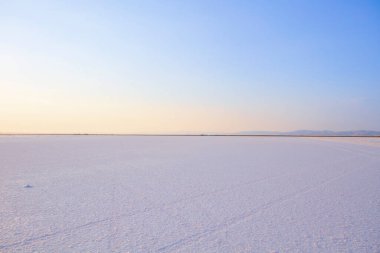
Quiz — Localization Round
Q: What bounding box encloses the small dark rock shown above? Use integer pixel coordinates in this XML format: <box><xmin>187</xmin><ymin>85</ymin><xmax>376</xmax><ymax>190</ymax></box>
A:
<box><xmin>24</xmin><ymin>184</ymin><xmax>33</xmax><ymax>188</ymax></box>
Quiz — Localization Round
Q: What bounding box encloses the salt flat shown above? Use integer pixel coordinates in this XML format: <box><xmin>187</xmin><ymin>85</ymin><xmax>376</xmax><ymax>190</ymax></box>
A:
<box><xmin>0</xmin><ymin>136</ymin><xmax>379</xmax><ymax>252</ymax></box>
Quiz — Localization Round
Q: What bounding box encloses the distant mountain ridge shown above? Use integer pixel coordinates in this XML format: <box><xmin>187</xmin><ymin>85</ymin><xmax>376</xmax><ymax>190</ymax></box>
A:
<box><xmin>237</xmin><ymin>130</ymin><xmax>380</xmax><ymax>136</ymax></box>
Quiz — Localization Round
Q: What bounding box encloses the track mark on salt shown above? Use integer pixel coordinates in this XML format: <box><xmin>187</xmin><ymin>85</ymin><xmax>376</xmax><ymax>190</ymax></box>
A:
<box><xmin>156</xmin><ymin>163</ymin><xmax>368</xmax><ymax>252</ymax></box>
<box><xmin>0</xmin><ymin>176</ymin><xmax>275</xmax><ymax>250</ymax></box>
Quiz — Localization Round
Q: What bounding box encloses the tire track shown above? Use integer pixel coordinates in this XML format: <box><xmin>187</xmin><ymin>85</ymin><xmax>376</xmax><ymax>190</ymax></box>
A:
<box><xmin>0</xmin><ymin>217</ymin><xmax>110</xmax><ymax>250</ymax></box>
<box><xmin>0</xmin><ymin>176</ymin><xmax>275</xmax><ymax>250</ymax></box>
<box><xmin>0</xmin><ymin>151</ymin><xmax>357</xmax><ymax>250</ymax></box>
<box><xmin>307</xmin><ymin>138</ymin><xmax>380</xmax><ymax>160</ymax></box>
<box><xmin>157</xmin><ymin>159</ymin><xmax>375</xmax><ymax>252</ymax></box>
<box><xmin>2</xmin><ymin>140</ymin><xmax>374</xmax><ymax>251</ymax></box>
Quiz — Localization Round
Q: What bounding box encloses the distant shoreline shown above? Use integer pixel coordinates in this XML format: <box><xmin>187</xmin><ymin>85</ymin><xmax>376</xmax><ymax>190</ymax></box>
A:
<box><xmin>0</xmin><ymin>134</ymin><xmax>379</xmax><ymax>138</ymax></box>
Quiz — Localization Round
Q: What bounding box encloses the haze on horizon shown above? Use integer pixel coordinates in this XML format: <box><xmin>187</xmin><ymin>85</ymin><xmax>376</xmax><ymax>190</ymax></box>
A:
<box><xmin>1</xmin><ymin>1</ymin><xmax>380</xmax><ymax>134</ymax></box>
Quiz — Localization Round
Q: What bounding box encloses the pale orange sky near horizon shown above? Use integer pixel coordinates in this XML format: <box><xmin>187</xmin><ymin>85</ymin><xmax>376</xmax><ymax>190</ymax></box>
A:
<box><xmin>1</xmin><ymin>84</ymin><xmax>317</xmax><ymax>134</ymax></box>
<box><xmin>1</xmin><ymin>88</ymin><xmax>298</xmax><ymax>134</ymax></box>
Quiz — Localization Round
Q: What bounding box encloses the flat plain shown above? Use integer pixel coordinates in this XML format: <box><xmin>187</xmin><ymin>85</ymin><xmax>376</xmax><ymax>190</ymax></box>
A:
<box><xmin>1</xmin><ymin>136</ymin><xmax>379</xmax><ymax>252</ymax></box>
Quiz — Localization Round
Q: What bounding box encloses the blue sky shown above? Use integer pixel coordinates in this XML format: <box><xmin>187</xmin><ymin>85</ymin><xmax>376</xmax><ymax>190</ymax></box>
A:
<box><xmin>1</xmin><ymin>0</ymin><xmax>379</xmax><ymax>133</ymax></box>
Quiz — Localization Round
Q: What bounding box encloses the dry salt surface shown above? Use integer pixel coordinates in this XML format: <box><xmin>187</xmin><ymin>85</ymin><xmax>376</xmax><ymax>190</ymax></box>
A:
<box><xmin>0</xmin><ymin>136</ymin><xmax>379</xmax><ymax>253</ymax></box>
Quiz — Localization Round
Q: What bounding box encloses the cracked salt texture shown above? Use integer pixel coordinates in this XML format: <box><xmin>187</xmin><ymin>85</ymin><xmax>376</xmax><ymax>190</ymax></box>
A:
<box><xmin>0</xmin><ymin>136</ymin><xmax>379</xmax><ymax>252</ymax></box>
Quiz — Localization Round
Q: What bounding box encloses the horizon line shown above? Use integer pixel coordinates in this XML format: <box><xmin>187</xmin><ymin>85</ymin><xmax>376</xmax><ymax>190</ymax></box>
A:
<box><xmin>0</xmin><ymin>133</ymin><xmax>379</xmax><ymax>138</ymax></box>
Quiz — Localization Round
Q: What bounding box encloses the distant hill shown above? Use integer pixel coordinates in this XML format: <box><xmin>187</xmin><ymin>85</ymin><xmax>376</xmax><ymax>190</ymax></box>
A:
<box><xmin>237</xmin><ymin>130</ymin><xmax>380</xmax><ymax>136</ymax></box>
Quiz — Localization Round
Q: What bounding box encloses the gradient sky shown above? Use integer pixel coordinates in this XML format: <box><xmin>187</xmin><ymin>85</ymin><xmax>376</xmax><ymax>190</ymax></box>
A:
<box><xmin>1</xmin><ymin>0</ymin><xmax>380</xmax><ymax>134</ymax></box>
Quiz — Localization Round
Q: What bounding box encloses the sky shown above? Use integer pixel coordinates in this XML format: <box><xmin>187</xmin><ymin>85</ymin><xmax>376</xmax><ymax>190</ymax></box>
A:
<box><xmin>1</xmin><ymin>0</ymin><xmax>380</xmax><ymax>134</ymax></box>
